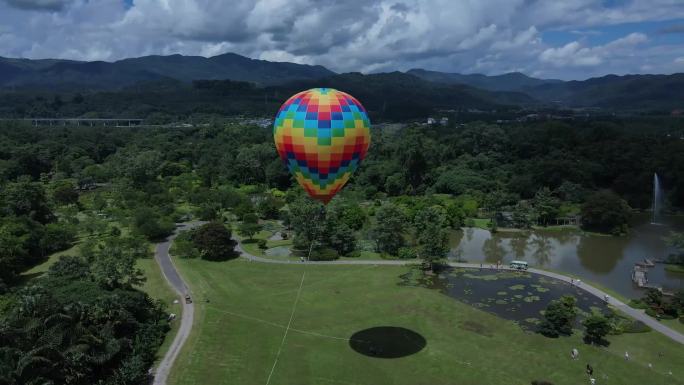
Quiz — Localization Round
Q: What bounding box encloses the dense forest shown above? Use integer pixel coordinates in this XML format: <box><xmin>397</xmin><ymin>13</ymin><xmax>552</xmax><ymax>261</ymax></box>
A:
<box><xmin>0</xmin><ymin>73</ymin><xmax>528</xmax><ymax>122</ymax></box>
<box><xmin>1</xmin><ymin>117</ymin><xmax>683</xmax><ymax>383</ymax></box>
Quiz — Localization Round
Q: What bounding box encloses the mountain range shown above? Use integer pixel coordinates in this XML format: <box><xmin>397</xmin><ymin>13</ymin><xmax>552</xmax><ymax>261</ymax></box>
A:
<box><xmin>1</xmin><ymin>52</ymin><xmax>683</xmax><ymax>111</ymax></box>
<box><xmin>0</xmin><ymin>53</ymin><xmax>333</xmax><ymax>90</ymax></box>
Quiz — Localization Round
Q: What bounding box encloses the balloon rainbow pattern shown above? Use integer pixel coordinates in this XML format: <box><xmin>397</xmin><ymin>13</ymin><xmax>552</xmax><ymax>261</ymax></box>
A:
<box><xmin>273</xmin><ymin>88</ymin><xmax>371</xmax><ymax>204</ymax></box>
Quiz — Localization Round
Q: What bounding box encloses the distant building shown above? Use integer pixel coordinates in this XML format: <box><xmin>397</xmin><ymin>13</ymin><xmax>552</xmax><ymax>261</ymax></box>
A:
<box><xmin>427</xmin><ymin>117</ymin><xmax>436</xmax><ymax>125</ymax></box>
<box><xmin>440</xmin><ymin>117</ymin><xmax>449</xmax><ymax>125</ymax></box>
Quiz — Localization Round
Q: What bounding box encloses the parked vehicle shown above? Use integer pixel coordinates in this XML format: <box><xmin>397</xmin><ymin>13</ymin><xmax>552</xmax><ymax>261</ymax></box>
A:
<box><xmin>509</xmin><ymin>260</ymin><xmax>528</xmax><ymax>270</ymax></box>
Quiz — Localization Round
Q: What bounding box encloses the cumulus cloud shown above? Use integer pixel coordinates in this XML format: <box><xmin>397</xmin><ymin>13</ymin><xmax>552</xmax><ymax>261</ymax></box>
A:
<box><xmin>0</xmin><ymin>0</ymin><xmax>682</xmax><ymax>79</ymax></box>
<box><xmin>539</xmin><ymin>33</ymin><xmax>648</xmax><ymax>68</ymax></box>
<box><xmin>540</xmin><ymin>41</ymin><xmax>603</xmax><ymax>67</ymax></box>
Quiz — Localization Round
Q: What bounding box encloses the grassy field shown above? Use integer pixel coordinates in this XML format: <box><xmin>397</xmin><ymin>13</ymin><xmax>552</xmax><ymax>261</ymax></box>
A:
<box><xmin>469</xmin><ymin>218</ymin><xmax>491</xmax><ymax>229</ymax></box>
<box><xmin>664</xmin><ymin>264</ymin><xmax>684</xmax><ymax>274</ymax></box>
<box><xmin>661</xmin><ymin>318</ymin><xmax>684</xmax><ymax>335</ymax></box>
<box><xmin>20</xmin><ymin>244</ymin><xmax>80</xmax><ymax>281</ymax></box>
<box><xmin>169</xmin><ymin>258</ymin><xmax>684</xmax><ymax>385</ymax></box>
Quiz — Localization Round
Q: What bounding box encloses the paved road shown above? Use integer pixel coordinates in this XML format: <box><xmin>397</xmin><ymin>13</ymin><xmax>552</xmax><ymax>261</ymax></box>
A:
<box><xmin>239</xmin><ymin>246</ymin><xmax>684</xmax><ymax>345</ymax></box>
<box><xmin>152</xmin><ymin>222</ymin><xmax>203</xmax><ymax>385</ymax></box>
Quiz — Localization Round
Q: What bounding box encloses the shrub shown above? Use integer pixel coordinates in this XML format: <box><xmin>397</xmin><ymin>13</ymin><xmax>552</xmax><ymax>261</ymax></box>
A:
<box><xmin>624</xmin><ymin>320</ymin><xmax>651</xmax><ymax>333</ymax></box>
<box><xmin>659</xmin><ymin>312</ymin><xmax>676</xmax><ymax>320</ymax></box>
<box><xmin>48</xmin><ymin>255</ymin><xmax>90</xmax><ymax>278</ymax></box>
<box><xmin>582</xmin><ymin>314</ymin><xmax>611</xmax><ymax>346</ymax></box>
<box><xmin>172</xmin><ymin>232</ymin><xmax>201</xmax><ymax>259</ymax></box>
<box><xmin>347</xmin><ymin>250</ymin><xmax>362</xmax><ymax>258</ymax></box>
<box><xmin>257</xmin><ymin>239</ymin><xmax>267</xmax><ymax>249</ymax></box>
<box><xmin>309</xmin><ymin>247</ymin><xmax>339</xmax><ymax>261</ymax></box>
<box><xmin>628</xmin><ymin>299</ymin><xmax>647</xmax><ymax>309</ymax></box>
<box><xmin>661</xmin><ymin>302</ymin><xmax>680</xmax><ymax>318</ymax></box>
<box><xmin>398</xmin><ymin>247</ymin><xmax>418</xmax><ymax>259</ymax></box>
<box><xmin>645</xmin><ymin>308</ymin><xmax>658</xmax><ymax>318</ymax></box>
<box><xmin>196</xmin><ymin>203</ymin><xmax>220</xmax><ymax>221</ymax></box>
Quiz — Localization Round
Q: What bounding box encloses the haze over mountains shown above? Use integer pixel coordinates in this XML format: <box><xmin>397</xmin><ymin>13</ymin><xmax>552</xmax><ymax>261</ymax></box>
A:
<box><xmin>1</xmin><ymin>52</ymin><xmax>683</xmax><ymax>111</ymax></box>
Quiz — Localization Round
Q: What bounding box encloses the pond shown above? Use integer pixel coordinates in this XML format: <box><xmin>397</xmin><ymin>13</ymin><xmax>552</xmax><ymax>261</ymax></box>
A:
<box><xmin>448</xmin><ymin>214</ymin><xmax>684</xmax><ymax>298</ymax></box>
<box><xmin>264</xmin><ymin>245</ymin><xmax>292</xmax><ymax>257</ymax></box>
<box><xmin>401</xmin><ymin>268</ymin><xmax>609</xmax><ymax>329</ymax></box>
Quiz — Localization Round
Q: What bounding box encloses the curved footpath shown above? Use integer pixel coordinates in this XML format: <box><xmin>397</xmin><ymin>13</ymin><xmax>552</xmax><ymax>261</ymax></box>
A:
<box><xmin>154</xmin><ymin>224</ymin><xmax>684</xmax><ymax>384</ymax></box>
<box><xmin>152</xmin><ymin>222</ymin><xmax>203</xmax><ymax>385</ymax></box>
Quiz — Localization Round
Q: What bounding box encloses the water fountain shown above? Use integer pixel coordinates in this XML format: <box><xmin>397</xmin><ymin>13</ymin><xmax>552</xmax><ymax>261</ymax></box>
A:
<box><xmin>652</xmin><ymin>173</ymin><xmax>664</xmax><ymax>225</ymax></box>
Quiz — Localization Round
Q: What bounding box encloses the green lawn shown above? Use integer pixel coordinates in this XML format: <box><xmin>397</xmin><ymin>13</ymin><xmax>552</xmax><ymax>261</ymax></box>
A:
<box><xmin>20</xmin><ymin>244</ymin><xmax>80</xmax><ymax>281</ymax></box>
<box><xmin>660</xmin><ymin>318</ymin><xmax>684</xmax><ymax>335</ymax></box>
<box><xmin>469</xmin><ymin>218</ymin><xmax>491</xmax><ymax>229</ymax></box>
<box><xmin>169</xmin><ymin>258</ymin><xmax>684</xmax><ymax>385</ymax></box>
<box><xmin>664</xmin><ymin>264</ymin><xmax>684</xmax><ymax>274</ymax></box>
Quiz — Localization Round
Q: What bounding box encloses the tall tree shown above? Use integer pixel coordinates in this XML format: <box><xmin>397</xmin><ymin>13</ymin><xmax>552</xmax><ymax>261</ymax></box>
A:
<box><xmin>371</xmin><ymin>203</ymin><xmax>406</xmax><ymax>255</ymax></box>
<box><xmin>539</xmin><ymin>295</ymin><xmax>577</xmax><ymax>337</ymax></box>
<box><xmin>414</xmin><ymin>206</ymin><xmax>450</xmax><ymax>270</ymax></box>
<box><xmin>237</xmin><ymin>220</ymin><xmax>262</xmax><ymax>241</ymax></box>
<box><xmin>86</xmin><ymin>236</ymin><xmax>147</xmax><ymax>289</ymax></box>
<box><xmin>581</xmin><ymin>190</ymin><xmax>632</xmax><ymax>234</ymax></box>
<box><xmin>1</xmin><ymin>177</ymin><xmax>54</xmax><ymax>224</ymax></box>
<box><xmin>533</xmin><ymin>187</ymin><xmax>560</xmax><ymax>226</ymax></box>
<box><xmin>287</xmin><ymin>197</ymin><xmax>324</xmax><ymax>250</ymax></box>
<box><xmin>582</xmin><ymin>314</ymin><xmax>611</xmax><ymax>345</ymax></box>
<box><xmin>193</xmin><ymin>222</ymin><xmax>238</xmax><ymax>261</ymax></box>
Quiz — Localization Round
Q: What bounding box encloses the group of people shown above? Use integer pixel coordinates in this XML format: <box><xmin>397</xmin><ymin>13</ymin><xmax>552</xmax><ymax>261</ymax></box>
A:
<box><xmin>571</xmin><ymin>349</ymin><xmax>672</xmax><ymax>384</ymax></box>
<box><xmin>571</xmin><ymin>349</ymin><xmax>597</xmax><ymax>384</ymax></box>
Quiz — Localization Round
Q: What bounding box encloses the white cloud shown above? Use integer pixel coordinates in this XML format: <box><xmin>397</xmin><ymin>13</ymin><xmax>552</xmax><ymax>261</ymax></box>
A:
<box><xmin>0</xmin><ymin>0</ymin><xmax>682</xmax><ymax>79</ymax></box>
<box><xmin>539</xmin><ymin>32</ymin><xmax>648</xmax><ymax>68</ymax></box>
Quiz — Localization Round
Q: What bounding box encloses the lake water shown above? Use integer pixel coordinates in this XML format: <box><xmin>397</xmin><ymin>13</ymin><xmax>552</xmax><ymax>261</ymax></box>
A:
<box><xmin>448</xmin><ymin>214</ymin><xmax>684</xmax><ymax>299</ymax></box>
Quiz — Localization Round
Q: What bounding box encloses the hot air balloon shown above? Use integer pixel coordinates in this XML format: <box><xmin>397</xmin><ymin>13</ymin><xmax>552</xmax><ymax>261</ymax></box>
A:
<box><xmin>273</xmin><ymin>88</ymin><xmax>371</xmax><ymax>204</ymax></box>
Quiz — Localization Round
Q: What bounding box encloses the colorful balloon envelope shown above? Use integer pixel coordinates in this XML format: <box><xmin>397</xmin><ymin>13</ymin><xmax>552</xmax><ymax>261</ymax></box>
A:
<box><xmin>273</xmin><ymin>88</ymin><xmax>371</xmax><ymax>204</ymax></box>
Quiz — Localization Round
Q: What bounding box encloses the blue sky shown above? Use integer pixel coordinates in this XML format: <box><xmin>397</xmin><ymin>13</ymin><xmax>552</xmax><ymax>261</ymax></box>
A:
<box><xmin>543</xmin><ymin>19</ymin><xmax>683</xmax><ymax>46</ymax></box>
<box><xmin>0</xmin><ymin>0</ymin><xmax>683</xmax><ymax>80</ymax></box>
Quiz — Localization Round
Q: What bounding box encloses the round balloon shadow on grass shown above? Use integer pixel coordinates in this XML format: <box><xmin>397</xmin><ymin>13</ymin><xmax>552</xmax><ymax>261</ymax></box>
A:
<box><xmin>349</xmin><ymin>327</ymin><xmax>426</xmax><ymax>358</ymax></box>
